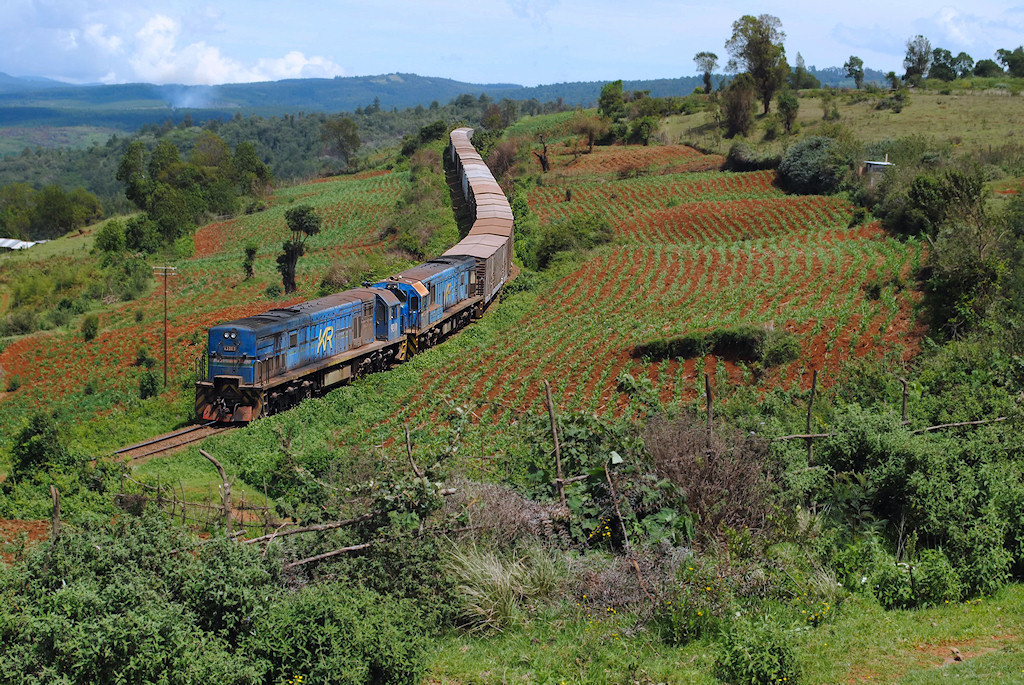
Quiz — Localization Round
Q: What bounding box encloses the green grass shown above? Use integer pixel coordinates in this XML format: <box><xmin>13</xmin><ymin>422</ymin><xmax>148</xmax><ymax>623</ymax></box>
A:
<box><xmin>661</xmin><ymin>89</ymin><xmax>1024</xmax><ymax>161</ymax></box>
<box><xmin>428</xmin><ymin>586</ymin><xmax>1024</xmax><ymax>684</ymax></box>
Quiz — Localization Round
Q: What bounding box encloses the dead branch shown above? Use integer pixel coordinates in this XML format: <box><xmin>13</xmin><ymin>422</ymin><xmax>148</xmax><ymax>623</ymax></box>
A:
<box><xmin>243</xmin><ymin>511</ymin><xmax>379</xmax><ymax>545</ymax></box>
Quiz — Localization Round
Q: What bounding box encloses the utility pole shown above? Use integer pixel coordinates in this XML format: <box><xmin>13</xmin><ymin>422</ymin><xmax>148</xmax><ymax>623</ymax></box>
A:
<box><xmin>153</xmin><ymin>266</ymin><xmax>178</xmax><ymax>388</ymax></box>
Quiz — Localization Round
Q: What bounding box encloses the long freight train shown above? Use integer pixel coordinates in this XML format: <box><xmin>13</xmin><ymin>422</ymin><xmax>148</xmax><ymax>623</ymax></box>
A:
<box><xmin>194</xmin><ymin>127</ymin><xmax>513</xmax><ymax>422</ymax></box>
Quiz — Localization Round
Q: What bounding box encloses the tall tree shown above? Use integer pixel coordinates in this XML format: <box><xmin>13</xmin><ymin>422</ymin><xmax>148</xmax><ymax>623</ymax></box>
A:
<box><xmin>722</xmin><ymin>73</ymin><xmax>757</xmax><ymax>137</ymax></box>
<box><xmin>725</xmin><ymin>14</ymin><xmax>788</xmax><ymax>114</ymax></box>
<box><xmin>320</xmin><ymin>116</ymin><xmax>361</xmax><ymax>168</ymax></box>
<box><xmin>973</xmin><ymin>59</ymin><xmax>1004</xmax><ymax>77</ymax></box>
<box><xmin>693</xmin><ymin>51</ymin><xmax>719</xmax><ymax>94</ymax></box>
<box><xmin>789</xmin><ymin>53</ymin><xmax>820</xmax><ymax>89</ymax></box>
<box><xmin>953</xmin><ymin>52</ymin><xmax>974</xmax><ymax>78</ymax></box>
<box><xmin>844</xmin><ymin>55</ymin><xmax>865</xmax><ymax>89</ymax></box>
<box><xmin>997</xmin><ymin>46</ymin><xmax>1024</xmax><ymax>77</ymax></box>
<box><xmin>598</xmin><ymin>80</ymin><xmax>626</xmax><ymax>120</ymax></box>
<box><xmin>277</xmin><ymin>205</ymin><xmax>322</xmax><ymax>294</ymax></box>
<box><xmin>903</xmin><ymin>35</ymin><xmax>932</xmax><ymax>85</ymax></box>
<box><xmin>929</xmin><ymin>48</ymin><xmax>957</xmax><ymax>81</ymax></box>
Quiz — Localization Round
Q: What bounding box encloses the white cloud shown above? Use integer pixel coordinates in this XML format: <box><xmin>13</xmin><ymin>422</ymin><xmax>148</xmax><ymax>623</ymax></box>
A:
<box><xmin>125</xmin><ymin>13</ymin><xmax>344</xmax><ymax>85</ymax></box>
<box><xmin>83</xmin><ymin>23</ymin><xmax>122</xmax><ymax>52</ymax></box>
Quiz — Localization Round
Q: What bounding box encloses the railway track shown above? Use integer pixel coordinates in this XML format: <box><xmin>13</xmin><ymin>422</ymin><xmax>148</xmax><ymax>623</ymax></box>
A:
<box><xmin>114</xmin><ymin>422</ymin><xmax>235</xmax><ymax>461</ymax></box>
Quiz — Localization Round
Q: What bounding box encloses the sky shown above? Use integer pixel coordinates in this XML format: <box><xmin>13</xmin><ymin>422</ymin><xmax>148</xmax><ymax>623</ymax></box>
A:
<box><xmin>2</xmin><ymin>0</ymin><xmax>1023</xmax><ymax>87</ymax></box>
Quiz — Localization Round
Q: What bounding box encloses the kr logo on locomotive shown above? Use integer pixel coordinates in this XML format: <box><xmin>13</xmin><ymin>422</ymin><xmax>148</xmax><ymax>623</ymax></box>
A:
<box><xmin>317</xmin><ymin>326</ymin><xmax>334</xmax><ymax>354</ymax></box>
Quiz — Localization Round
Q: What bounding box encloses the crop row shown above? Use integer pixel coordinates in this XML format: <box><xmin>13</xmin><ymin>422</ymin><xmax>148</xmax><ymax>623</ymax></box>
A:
<box><xmin>346</xmin><ymin>237</ymin><xmax>924</xmax><ymax>444</ymax></box>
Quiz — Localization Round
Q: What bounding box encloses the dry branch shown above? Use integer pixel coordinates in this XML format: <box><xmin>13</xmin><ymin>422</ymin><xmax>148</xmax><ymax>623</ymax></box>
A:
<box><xmin>243</xmin><ymin>512</ymin><xmax>379</xmax><ymax>545</ymax></box>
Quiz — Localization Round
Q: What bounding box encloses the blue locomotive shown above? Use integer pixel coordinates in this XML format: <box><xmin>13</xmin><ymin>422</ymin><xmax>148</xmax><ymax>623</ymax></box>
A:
<box><xmin>195</xmin><ymin>129</ymin><xmax>512</xmax><ymax>422</ymax></box>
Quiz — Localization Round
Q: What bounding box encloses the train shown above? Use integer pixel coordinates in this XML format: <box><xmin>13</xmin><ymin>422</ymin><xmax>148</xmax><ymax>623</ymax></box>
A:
<box><xmin>194</xmin><ymin>127</ymin><xmax>513</xmax><ymax>422</ymax></box>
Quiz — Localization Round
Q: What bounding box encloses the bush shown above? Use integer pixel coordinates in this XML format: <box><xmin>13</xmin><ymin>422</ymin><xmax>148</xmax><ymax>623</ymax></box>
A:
<box><xmin>244</xmin><ymin>584</ymin><xmax>429</xmax><ymax>685</ymax></box>
<box><xmin>724</xmin><ymin>143</ymin><xmax>781</xmax><ymax>172</ymax></box>
<box><xmin>93</xmin><ymin>218</ymin><xmax>126</xmax><ymax>253</ymax></box>
<box><xmin>11</xmin><ymin>412</ymin><xmax>68</xmax><ymax>477</ymax></box>
<box><xmin>139</xmin><ymin>370</ymin><xmax>159</xmax><ymax>399</ymax></box>
<box><xmin>779</xmin><ymin>136</ymin><xmax>845</xmax><ymax>194</ymax></box>
<box><xmin>531</xmin><ymin>214</ymin><xmax>613</xmax><ymax>270</ymax></box>
<box><xmin>634</xmin><ymin>325</ymin><xmax>799</xmax><ymax>367</ymax></box>
<box><xmin>715</xmin><ymin>617</ymin><xmax>802</xmax><ymax>685</ymax></box>
<box><xmin>265</xmin><ymin>283</ymin><xmax>283</xmax><ymax>298</ymax></box>
<box><xmin>6</xmin><ymin>374</ymin><xmax>22</xmax><ymax>392</ymax></box>
<box><xmin>80</xmin><ymin>313</ymin><xmax>99</xmax><ymax>341</ymax></box>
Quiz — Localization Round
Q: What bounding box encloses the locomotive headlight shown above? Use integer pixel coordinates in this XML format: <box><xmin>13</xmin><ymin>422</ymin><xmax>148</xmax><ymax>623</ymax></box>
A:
<box><xmin>231</xmin><ymin>332</ymin><xmax>237</xmax><ymax>339</ymax></box>
<box><xmin>223</xmin><ymin>332</ymin><xmax>229</xmax><ymax>339</ymax></box>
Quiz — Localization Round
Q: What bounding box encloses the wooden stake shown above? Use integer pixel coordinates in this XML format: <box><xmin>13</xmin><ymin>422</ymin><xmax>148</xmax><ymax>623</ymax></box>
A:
<box><xmin>200</xmin><ymin>449</ymin><xmax>231</xmax><ymax>537</ymax></box>
<box><xmin>405</xmin><ymin>424</ymin><xmax>425</xmax><ymax>480</ymax></box>
<box><xmin>900</xmin><ymin>377</ymin><xmax>909</xmax><ymax>424</ymax></box>
<box><xmin>544</xmin><ymin>380</ymin><xmax>566</xmax><ymax>508</ymax></box>
<box><xmin>603</xmin><ymin>462</ymin><xmax>629</xmax><ymax>551</ymax></box>
<box><xmin>806</xmin><ymin>369</ymin><xmax>818</xmax><ymax>465</ymax></box>
<box><xmin>705</xmin><ymin>373</ymin><xmax>713</xmax><ymax>433</ymax></box>
<box><xmin>49</xmin><ymin>485</ymin><xmax>60</xmax><ymax>539</ymax></box>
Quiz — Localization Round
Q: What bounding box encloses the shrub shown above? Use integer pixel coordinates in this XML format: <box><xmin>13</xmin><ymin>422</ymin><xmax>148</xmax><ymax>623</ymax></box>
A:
<box><xmin>779</xmin><ymin>136</ymin><xmax>845</xmax><ymax>194</ymax></box>
<box><xmin>265</xmin><ymin>283</ymin><xmax>283</xmax><ymax>298</ymax></box>
<box><xmin>715</xmin><ymin>617</ymin><xmax>802</xmax><ymax>685</ymax></box>
<box><xmin>243</xmin><ymin>584</ymin><xmax>429</xmax><ymax>685</ymax></box>
<box><xmin>80</xmin><ymin>313</ymin><xmax>99</xmax><ymax>341</ymax></box>
<box><xmin>532</xmin><ymin>214</ymin><xmax>613</xmax><ymax>270</ymax></box>
<box><xmin>724</xmin><ymin>143</ymin><xmax>781</xmax><ymax>172</ymax></box>
<box><xmin>634</xmin><ymin>325</ymin><xmax>799</xmax><ymax>367</ymax></box>
<box><xmin>139</xmin><ymin>370</ymin><xmax>159</xmax><ymax>399</ymax></box>
<box><xmin>6</xmin><ymin>374</ymin><xmax>22</xmax><ymax>392</ymax></box>
<box><xmin>11</xmin><ymin>412</ymin><xmax>67</xmax><ymax>477</ymax></box>
<box><xmin>646</xmin><ymin>414</ymin><xmax>771</xmax><ymax>537</ymax></box>
<box><xmin>93</xmin><ymin>218</ymin><xmax>126</xmax><ymax>253</ymax></box>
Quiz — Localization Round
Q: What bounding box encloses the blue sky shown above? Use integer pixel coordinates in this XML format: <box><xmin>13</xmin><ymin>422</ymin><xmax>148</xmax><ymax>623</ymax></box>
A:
<box><xmin>2</xmin><ymin>0</ymin><xmax>1023</xmax><ymax>86</ymax></box>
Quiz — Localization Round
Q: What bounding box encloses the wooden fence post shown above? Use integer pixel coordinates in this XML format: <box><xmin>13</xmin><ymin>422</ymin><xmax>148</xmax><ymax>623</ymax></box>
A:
<box><xmin>544</xmin><ymin>380</ymin><xmax>566</xmax><ymax>508</ymax></box>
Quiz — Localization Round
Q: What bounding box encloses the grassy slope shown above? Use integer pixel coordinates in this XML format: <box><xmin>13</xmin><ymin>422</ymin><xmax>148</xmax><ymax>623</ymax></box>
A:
<box><xmin>662</xmin><ymin>89</ymin><xmax>1024</xmax><ymax>160</ymax></box>
<box><xmin>429</xmin><ymin>586</ymin><xmax>1024</xmax><ymax>684</ymax></box>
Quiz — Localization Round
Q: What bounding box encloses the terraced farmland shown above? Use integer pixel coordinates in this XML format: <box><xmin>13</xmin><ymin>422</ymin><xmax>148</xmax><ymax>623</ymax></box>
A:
<box><xmin>0</xmin><ymin>170</ymin><xmax>406</xmax><ymax>439</ymax></box>
<box><xmin>319</xmin><ymin>143</ymin><xmax>926</xmax><ymax>450</ymax></box>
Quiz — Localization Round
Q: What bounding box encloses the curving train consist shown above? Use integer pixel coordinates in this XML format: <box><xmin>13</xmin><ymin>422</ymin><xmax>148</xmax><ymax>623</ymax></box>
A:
<box><xmin>194</xmin><ymin>127</ymin><xmax>513</xmax><ymax>422</ymax></box>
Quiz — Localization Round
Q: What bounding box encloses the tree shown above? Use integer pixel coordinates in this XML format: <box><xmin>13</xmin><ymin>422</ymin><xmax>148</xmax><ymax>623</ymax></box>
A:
<box><xmin>776</xmin><ymin>90</ymin><xmax>799</xmax><ymax>133</ymax></box>
<box><xmin>953</xmin><ymin>52</ymin><xmax>974</xmax><ymax>78</ymax></box>
<box><xmin>598</xmin><ymin>80</ymin><xmax>626</xmax><ymax>120</ymax></box>
<box><xmin>789</xmin><ymin>53</ymin><xmax>820</xmax><ymax>89</ymax></box>
<box><xmin>903</xmin><ymin>35</ymin><xmax>932</xmax><ymax>85</ymax></box>
<box><xmin>973</xmin><ymin>59</ymin><xmax>1004</xmax><ymax>77</ymax></box>
<box><xmin>243</xmin><ymin>243</ymin><xmax>257</xmax><ymax>280</ymax></box>
<box><xmin>277</xmin><ymin>205</ymin><xmax>321</xmax><ymax>294</ymax></box>
<box><xmin>885</xmin><ymin>71</ymin><xmax>902</xmax><ymax>90</ymax></box>
<box><xmin>234</xmin><ymin>142</ymin><xmax>272</xmax><ymax>197</ymax></box>
<box><xmin>320</xmin><ymin>116</ymin><xmax>361</xmax><ymax>167</ymax></box>
<box><xmin>997</xmin><ymin>46</ymin><xmax>1024</xmax><ymax>77</ymax></box>
<box><xmin>693</xmin><ymin>51</ymin><xmax>719</xmax><ymax>94</ymax></box>
<box><xmin>929</xmin><ymin>48</ymin><xmax>957</xmax><ymax>81</ymax></box>
<box><xmin>844</xmin><ymin>55</ymin><xmax>865</xmax><ymax>89</ymax></box>
<box><xmin>722</xmin><ymin>73</ymin><xmax>757</xmax><ymax>137</ymax></box>
<box><xmin>568</xmin><ymin>111</ymin><xmax>609</xmax><ymax>153</ymax></box>
<box><xmin>725</xmin><ymin>14</ymin><xmax>788</xmax><ymax>114</ymax></box>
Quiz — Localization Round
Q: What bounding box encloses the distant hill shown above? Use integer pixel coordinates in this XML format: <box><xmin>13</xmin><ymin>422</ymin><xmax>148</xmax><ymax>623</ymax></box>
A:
<box><xmin>0</xmin><ymin>67</ymin><xmax>890</xmax><ymax>137</ymax></box>
<box><xmin>0</xmin><ymin>72</ymin><xmax>708</xmax><ymax>132</ymax></box>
